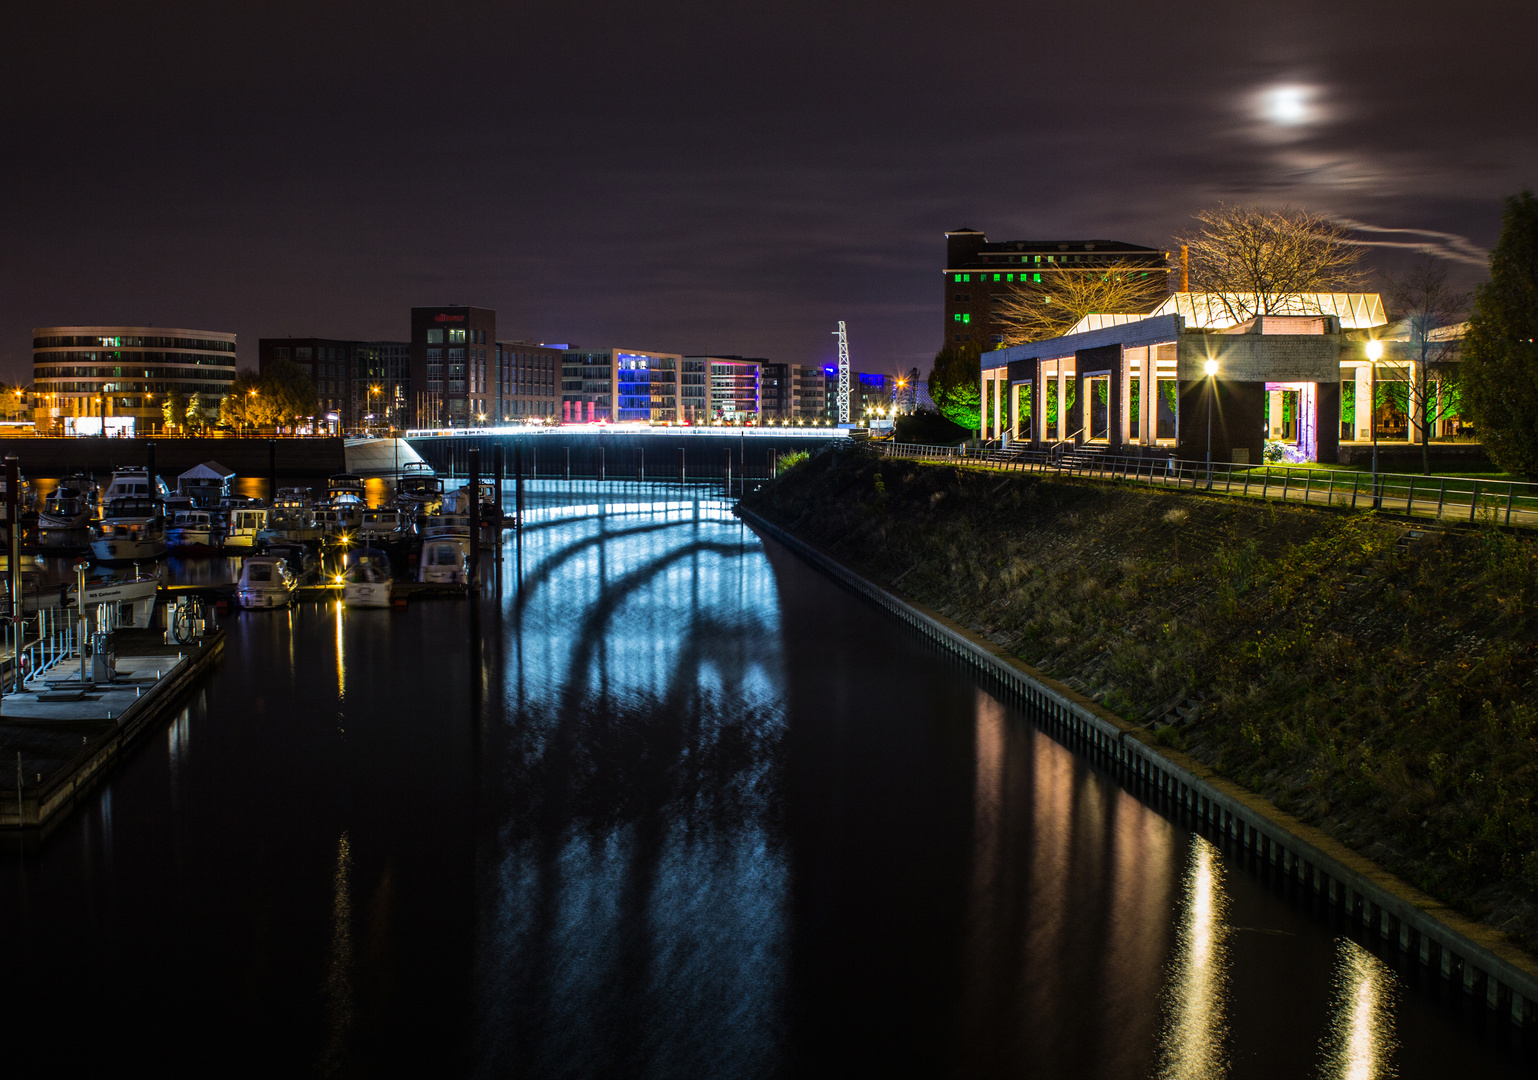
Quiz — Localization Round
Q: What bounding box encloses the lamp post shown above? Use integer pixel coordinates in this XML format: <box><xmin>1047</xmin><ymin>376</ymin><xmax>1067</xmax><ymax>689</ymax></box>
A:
<box><xmin>1203</xmin><ymin>358</ymin><xmax>1218</xmax><ymax>488</ymax></box>
<box><xmin>1366</xmin><ymin>339</ymin><xmax>1383</xmax><ymax>508</ymax></box>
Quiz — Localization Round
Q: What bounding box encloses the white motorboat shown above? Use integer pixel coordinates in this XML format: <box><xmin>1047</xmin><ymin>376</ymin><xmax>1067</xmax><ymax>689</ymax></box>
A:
<box><xmin>269</xmin><ymin>487</ymin><xmax>321</xmax><ymax>540</ymax></box>
<box><xmin>90</xmin><ymin>497</ymin><xmax>169</xmax><ymax>561</ymax></box>
<box><xmin>38</xmin><ymin>474</ymin><xmax>98</xmax><ymax>530</ymax></box>
<box><xmin>237</xmin><ymin>555</ymin><xmax>297</xmax><ymax>610</ymax></box>
<box><xmin>101</xmin><ymin>467</ymin><xmax>171</xmax><ymax>503</ymax></box>
<box><xmin>224</xmin><ymin>505</ymin><xmax>270</xmax><ymax>550</ymax></box>
<box><xmin>342</xmin><ymin>550</ymin><xmax>393</xmax><ymax>607</ymax></box>
<box><xmin>74</xmin><ymin>573</ymin><xmax>161</xmax><ymax>627</ymax></box>
<box><xmin>357</xmin><ymin>507</ymin><xmax>411</xmax><ymax>545</ymax></box>
<box><xmin>394</xmin><ymin>462</ymin><xmax>443</xmax><ymax>518</ymax></box>
<box><xmin>446</xmin><ymin>482</ymin><xmax>501</xmax><ymax>547</ymax></box>
<box><xmin>417</xmin><ymin>536</ymin><xmax>470</xmax><ymax>584</ymax></box>
<box><xmin>168</xmin><ymin>509</ymin><xmax>222</xmax><ymax>552</ymax></box>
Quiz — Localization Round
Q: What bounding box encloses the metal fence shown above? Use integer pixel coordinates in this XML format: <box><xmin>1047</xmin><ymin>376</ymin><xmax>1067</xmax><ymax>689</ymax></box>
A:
<box><xmin>876</xmin><ymin>442</ymin><xmax>1538</xmax><ymax>529</ymax></box>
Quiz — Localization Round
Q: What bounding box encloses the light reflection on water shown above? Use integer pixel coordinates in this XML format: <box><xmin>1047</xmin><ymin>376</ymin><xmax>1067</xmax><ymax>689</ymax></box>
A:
<box><xmin>1321</xmin><ymin>938</ymin><xmax>1398</xmax><ymax>1080</ymax></box>
<box><xmin>1159</xmin><ymin>836</ymin><xmax>1230</xmax><ymax>1080</ymax></box>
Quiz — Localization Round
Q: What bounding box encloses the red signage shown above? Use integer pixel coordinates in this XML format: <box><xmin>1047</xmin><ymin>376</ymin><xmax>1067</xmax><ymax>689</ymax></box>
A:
<box><xmin>434</xmin><ymin>314</ymin><xmax>466</xmax><ymax>323</ymax></box>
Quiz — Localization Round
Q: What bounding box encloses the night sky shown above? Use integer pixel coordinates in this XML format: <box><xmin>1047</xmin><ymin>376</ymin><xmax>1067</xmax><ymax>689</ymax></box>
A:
<box><xmin>2</xmin><ymin>0</ymin><xmax>1533</xmax><ymax>383</ymax></box>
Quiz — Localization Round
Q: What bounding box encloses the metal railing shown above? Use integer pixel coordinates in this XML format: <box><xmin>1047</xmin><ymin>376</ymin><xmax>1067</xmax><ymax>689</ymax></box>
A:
<box><xmin>876</xmin><ymin>442</ymin><xmax>1538</xmax><ymax>528</ymax></box>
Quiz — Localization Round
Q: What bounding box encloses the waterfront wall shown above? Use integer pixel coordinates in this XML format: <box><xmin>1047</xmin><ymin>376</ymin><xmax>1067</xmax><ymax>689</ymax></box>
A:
<box><xmin>0</xmin><ymin>437</ymin><xmax>346</xmax><ymax>478</ymax></box>
<box><xmin>408</xmin><ymin>430</ymin><xmax>845</xmax><ymax>480</ymax></box>
<box><xmin>740</xmin><ymin>505</ymin><xmax>1538</xmax><ymax>1027</ymax></box>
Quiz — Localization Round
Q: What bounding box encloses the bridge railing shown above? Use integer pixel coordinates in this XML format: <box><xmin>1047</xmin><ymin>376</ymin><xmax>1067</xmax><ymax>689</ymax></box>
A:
<box><xmin>876</xmin><ymin>442</ymin><xmax>1538</xmax><ymax>528</ymax></box>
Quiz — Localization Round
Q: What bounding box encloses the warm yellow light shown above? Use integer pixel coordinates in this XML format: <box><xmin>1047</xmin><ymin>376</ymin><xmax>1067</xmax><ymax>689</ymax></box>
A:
<box><xmin>1203</xmin><ymin>359</ymin><xmax>1218</xmax><ymax>376</ymax></box>
<box><xmin>1364</xmin><ymin>340</ymin><xmax>1383</xmax><ymax>361</ymax></box>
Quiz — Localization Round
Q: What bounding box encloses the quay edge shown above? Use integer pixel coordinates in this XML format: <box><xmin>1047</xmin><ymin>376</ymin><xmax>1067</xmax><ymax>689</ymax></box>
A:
<box><xmin>736</xmin><ymin>505</ymin><xmax>1538</xmax><ymax>1029</ymax></box>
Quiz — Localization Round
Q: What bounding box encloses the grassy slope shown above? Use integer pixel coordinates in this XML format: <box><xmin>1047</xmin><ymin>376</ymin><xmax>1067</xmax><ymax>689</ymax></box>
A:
<box><xmin>745</xmin><ymin>452</ymin><xmax>1538</xmax><ymax>952</ymax></box>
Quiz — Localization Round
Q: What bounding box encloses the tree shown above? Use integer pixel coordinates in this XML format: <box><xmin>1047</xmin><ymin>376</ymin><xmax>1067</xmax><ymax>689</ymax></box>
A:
<box><xmin>1386</xmin><ymin>254</ymin><xmax>1469</xmax><ymax>474</ymax></box>
<box><xmin>1462</xmin><ymin>190</ymin><xmax>1538</xmax><ymax>479</ymax></box>
<box><xmin>1176</xmin><ymin>204</ymin><xmax>1367</xmax><ymax>324</ymax></box>
<box><xmin>184</xmin><ymin>392</ymin><xmax>207</xmax><ymax>431</ymax></box>
<box><xmin>260</xmin><ymin>358</ymin><xmax>318</xmax><ymax>432</ymax></box>
<box><xmin>161</xmin><ymin>390</ymin><xmax>186</xmax><ymax>433</ymax></box>
<box><xmin>928</xmin><ymin>343</ymin><xmax>983</xmax><ymax>431</ymax></box>
<box><xmin>219</xmin><ymin>369</ymin><xmax>262</xmax><ymax>431</ymax></box>
<box><xmin>994</xmin><ymin>258</ymin><xmax>1168</xmax><ymax>345</ymax></box>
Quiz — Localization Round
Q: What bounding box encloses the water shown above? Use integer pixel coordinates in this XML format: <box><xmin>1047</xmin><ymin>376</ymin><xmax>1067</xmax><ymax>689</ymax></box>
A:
<box><xmin>0</xmin><ymin>481</ymin><xmax>1530</xmax><ymax>1077</ymax></box>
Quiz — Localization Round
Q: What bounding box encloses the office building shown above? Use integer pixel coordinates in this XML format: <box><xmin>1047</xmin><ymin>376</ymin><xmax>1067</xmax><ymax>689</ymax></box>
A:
<box><xmin>410</xmin><ymin>306</ymin><xmax>497</xmax><ymax>428</ymax></box>
<box><xmin>944</xmin><ymin>228</ymin><xmax>1167</xmax><ymax>349</ymax></box>
<box><xmin>496</xmin><ymin>341</ymin><xmax>563</xmax><ymax>422</ymax></box>
<box><xmin>760</xmin><ymin>362</ymin><xmax>826</xmax><ymax>422</ymax></box>
<box><xmin>686</xmin><ymin>356</ymin><xmax>761</xmax><ymax>422</ymax></box>
<box><xmin>562</xmin><ymin>347</ymin><xmax>684</xmax><ymax>424</ymax></box>
<box><xmin>34</xmin><ymin>325</ymin><xmax>237</xmax><ymax>435</ymax></box>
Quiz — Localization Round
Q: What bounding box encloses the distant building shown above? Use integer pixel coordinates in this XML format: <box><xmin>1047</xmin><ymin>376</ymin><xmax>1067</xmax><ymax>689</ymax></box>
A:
<box><xmin>821</xmin><ymin>367</ymin><xmax>890</xmax><ymax>424</ymax></box>
<box><xmin>943</xmin><ymin>228</ymin><xmax>1167</xmax><ymax>349</ymax></box>
<box><xmin>496</xmin><ymin>342</ymin><xmax>563</xmax><ymax>422</ymax></box>
<box><xmin>34</xmin><ymin>325</ymin><xmax>237</xmax><ymax>435</ymax></box>
<box><xmin>687</xmin><ymin>356</ymin><xmax>761</xmax><ymax>422</ymax></box>
<box><xmin>410</xmin><ymin>306</ymin><xmax>496</xmax><ymax>428</ymax></box>
<box><xmin>759</xmin><ymin>362</ymin><xmax>827</xmax><ymax>422</ymax></box>
<box><xmin>562</xmin><ymin>347</ymin><xmax>684</xmax><ymax>423</ymax></box>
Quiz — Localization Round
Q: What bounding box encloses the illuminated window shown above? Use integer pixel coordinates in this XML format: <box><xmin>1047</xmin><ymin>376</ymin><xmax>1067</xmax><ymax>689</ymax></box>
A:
<box><xmin>1033</xmin><ymin>274</ymin><xmax>1042</xmax><ymax>282</ymax></box>
<box><xmin>1006</xmin><ymin>274</ymin><xmax>1013</xmax><ymax>282</ymax></box>
<box><xmin>962</xmin><ymin>313</ymin><xmax>971</xmax><ymax>324</ymax></box>
<box><xmin>954</xmin><ymin>313</ymin><xmax>962</xmax><ymax>322</ymax></box>
<box><xmin>993</xmin><ymin>274</ymin><xmax>1000</xmax><ymax>281</ymax></box>
<box><xmin>954</xmin><ymin>274</ymin><xmax>962</xmax><ymax>282</ymax></box>
<box><xmin>427</xmin><ymin>329</ymin><xmax>444</xmax><ymax>344</ymax></box>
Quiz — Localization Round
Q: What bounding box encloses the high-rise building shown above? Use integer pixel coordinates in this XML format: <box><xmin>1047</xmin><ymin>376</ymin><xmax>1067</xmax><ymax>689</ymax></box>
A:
<box><xmin>943</xmin><ymin>228</ymin><xmax>1167</xmax><ymax>349</ymax></box>
<box><xmin>260</xmin><ymin>337</ymin><xmax>405</xmax><ymax>431</ymax></box>
<box><xmin>410</xmin><ymin>306</ymin><xmax>497</xmax><ymax>428</ymax></box>
<box><xmin>758</xmin><ymin>362</ymin><xmax>827</xmax><ymax>422</ymax></box>
<box><xmin>822</xmin><ymin>368</ymin><xmax>891</xmax><ymax>424</ymax></box>
<box><xmin>495</xmin><ymin>341</ymin><xmax>563</xmax><ymax>422</ymax></box>
<box><xmin>34</xmin><ymin>326</ymin><xmax>237</xmax><ymax>435</ymax></box>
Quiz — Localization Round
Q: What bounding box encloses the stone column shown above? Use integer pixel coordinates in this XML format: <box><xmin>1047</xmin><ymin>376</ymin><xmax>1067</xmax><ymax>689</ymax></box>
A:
<box><xmin>1269</xmin><ymin>388</ymin><xmax>1284</xmax><ymax>439</ymax></box>
<box><xmin>979</xmin><ymin>373</ymin><xmax>989</xmax><ymax>440</ymax></box>
<box><xmin>1038</xmin><ymin>363</ymin><xmax>1050</xmax><ymax>443</ymax></box>
<box><xmin>1138</xmin><ymin>350</ymin><xmax>1152</xmax><ymax>446</ymax></box>
<box><xmin>1009</xmin><ymin>382</ymin><xmax>1021</xmax><ymax>443</ymax></box>
<box><xmin>1118</xmin><ymin>346</ymin><xmax>1132</xmax><ymax>447</ymax></box>
<box><xmin>1056</xmin><ymin>368</ymin><xmax>1068</xmax><ymax>441</ymax></box>
<box><xmin>993</xmin><ymin>374</ymin><xmax>1003</xmax><ymax>441</ymax></box>
<box><xmin>1407</xmin><ymin>362</ymin><xmax>1421</xmax><ymax>443</ymax></box>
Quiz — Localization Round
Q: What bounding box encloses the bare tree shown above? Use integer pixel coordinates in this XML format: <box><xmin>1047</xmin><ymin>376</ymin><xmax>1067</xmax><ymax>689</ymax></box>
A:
<box><xmin>1388</xmin><ymin>254</ymin><xmax>1469</xmax><ymax>474</ymax></box>
<box><xmin>1176</xmin><ymin>204</ymin><xmax>1367</xmax><ymax>324</ymax></box>
<box><xmin>993</xmin><ymin>259</ymin><xmax>1168</xmax><ymax>345</ymax></box>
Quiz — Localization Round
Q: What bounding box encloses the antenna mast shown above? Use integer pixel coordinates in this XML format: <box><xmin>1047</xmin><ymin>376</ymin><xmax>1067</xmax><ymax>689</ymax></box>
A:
<box><xmin>834</xmin><ymin>321</ymin><xmax>850</xmax><ymax>424</ymax></box>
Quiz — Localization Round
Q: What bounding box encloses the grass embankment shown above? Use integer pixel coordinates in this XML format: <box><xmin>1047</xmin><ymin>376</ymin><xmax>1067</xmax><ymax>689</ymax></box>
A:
<box><xmin>745</xmin><ymin>452</ymin><xmax>1538</xmax><ymax>953</ymax></box>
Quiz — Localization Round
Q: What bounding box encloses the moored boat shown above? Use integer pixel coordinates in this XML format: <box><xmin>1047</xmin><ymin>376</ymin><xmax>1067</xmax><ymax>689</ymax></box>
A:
<box><xmin>224</xmin><ymin>505</ymin><xmax>270</xmax><ymax>550</ymax></box>
<box><xmin>38</xmin><ymin>474</ymin><xmax>98</xmax><ymax>530</ymax></box>
<box><xmin>236</xmin><ymin>555</ymin><xmax>297</xmax><ymax>610</ymax></box>
<box><xmin>342</xmin><ymin>549</ymin><xmax>393</xmax><ymax>607</ymax></box>
<box><xmin>90</xmin><ymin>496</ymin><xmax>168</xmax><ymax>562</ymax></box>
<box><xmin>417</xmin><ymin>535</ymin><xmax>470</xmax><ymax>584</ymax></box>
<box><xmin>168</xmin><ymin>509</ymin><xmax>222</xmax><ymax>552</ymax></box>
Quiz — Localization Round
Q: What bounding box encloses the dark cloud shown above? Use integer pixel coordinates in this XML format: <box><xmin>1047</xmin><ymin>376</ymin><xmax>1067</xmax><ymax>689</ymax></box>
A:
<box><xmin>1</xmin><ymin>0</ymin><xmax>1533</xmax><ymax>382</ymax></box>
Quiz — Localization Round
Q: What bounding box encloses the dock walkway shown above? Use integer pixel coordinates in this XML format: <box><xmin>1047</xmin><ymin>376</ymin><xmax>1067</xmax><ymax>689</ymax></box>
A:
<box><xmin>0</xmin><ymin>628</ymin><xmax>224</xmax><ymax>830</ymax></box>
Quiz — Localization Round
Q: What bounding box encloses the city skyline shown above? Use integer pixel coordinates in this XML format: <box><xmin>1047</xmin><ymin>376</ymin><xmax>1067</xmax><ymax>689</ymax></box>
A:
<box><xmin>2</xmin><ymin>0</ymin><xmax>1532</xmax><ymax>385</ymax></box>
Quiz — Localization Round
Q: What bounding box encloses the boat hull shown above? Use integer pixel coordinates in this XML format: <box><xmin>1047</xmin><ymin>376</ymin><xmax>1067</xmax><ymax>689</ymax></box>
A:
<box><xmin>343</xmin><ymin>581</ymin><xmax>392</xmax><ymax>608</ymax></box>
<box><xmin>238</xmin><ymin>586</ymin><xmax>294</xmax><ymax>610</ymax></box>
<box><xmin>90</xmin><ymin>537</ymin><xmax>169</xmax><ymax>562</ymax></box>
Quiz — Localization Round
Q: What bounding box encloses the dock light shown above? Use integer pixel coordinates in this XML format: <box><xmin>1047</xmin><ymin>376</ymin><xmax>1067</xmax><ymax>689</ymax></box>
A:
<box><xmin>1366</xmin><ymin>339</ymin><xmax>1384</xmax><ymax>503</ymax></box>
<box><xmin>1204</xmin><ymin>358</ymin><xmax>1218</xmax><ymax>488</ymax></box>
<box><xmin>1204</xmin><ymin>359</ymin><xmax>1218</xmax><ymax>376</ymax></box>
<box><xmin>1364</xmin><ymin>339</ymin><xmax>1383</xmax><ymax>361</ymax></box>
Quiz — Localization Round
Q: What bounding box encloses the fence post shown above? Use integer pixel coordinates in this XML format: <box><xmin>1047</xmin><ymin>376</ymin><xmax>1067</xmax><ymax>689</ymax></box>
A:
<box><xmin>1351</xmin><ymin>473</ymin><xmax>1359</xmax><ymax>509</ymax></box>
<box><xmin>1506</xmin><ymin>484</ymin><xmax>1515</xmax><ymax>526</ymax></box>
<box><xmin>1470</xmin><ymin>481</ymin><xmax>1480</xmax><ymax>524</ymax></box>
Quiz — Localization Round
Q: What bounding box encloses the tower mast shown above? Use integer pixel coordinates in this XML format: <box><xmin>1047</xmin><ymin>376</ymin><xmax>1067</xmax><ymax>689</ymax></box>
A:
<box><xmin>834</xmin><ymin>321</ymin><xmax>850</xmax><ymax>424</ymax></box>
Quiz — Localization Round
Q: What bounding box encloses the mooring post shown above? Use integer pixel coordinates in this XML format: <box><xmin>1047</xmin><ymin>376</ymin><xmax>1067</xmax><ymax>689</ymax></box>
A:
<box><xmin>565</xmin><ymin>447</ymin><xmax>571</xmax><ymax>482</ymax></box>
<box><xmin>492</xmin><ymin>442</ymin><xmax>505</xmax><ymax>557</ymax></box>
<box><xmin>638</xmin><ymin>447</ymin><xmax>644</xmax><ymax>484</ymax></box>
<box><xmin>724</xmin><ymin>448</ymin><xmax>731</xmax><ymax>496</ymax></box>
<box><xmin>599</xmin><ymin>445</ymin><xmax>605</xmax><ymax>482</ymax></box>
<box><xmin>515</xmin><ymin>441</ymin><xmax>525</xmax><ymax>530</ymax></box>
<box><xmin>467</xmin><ymin>446</ymin><xmax>481</xmax><ymax>588</ymax></box>
<box><xmin>680</xmin><ymin>447</ymin><xmax>686</xmax><ymax>487</ymax></box>
<box><xmin>268</xmin><ymin>440</ymin><xmax>277</xmax><ymax>504</ymax></box>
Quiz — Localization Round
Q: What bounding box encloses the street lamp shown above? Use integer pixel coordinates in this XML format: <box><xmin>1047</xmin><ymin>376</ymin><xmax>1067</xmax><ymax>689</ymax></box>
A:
<box><xmin>1365</xmin><ymin>339</ymin><xmax>1383</xmax><ymax>507</ymax></box>
<box><xmin>1203</xmin><ymin>358</ymin><xmax>1218</xmax><ymax>487</ymax></box>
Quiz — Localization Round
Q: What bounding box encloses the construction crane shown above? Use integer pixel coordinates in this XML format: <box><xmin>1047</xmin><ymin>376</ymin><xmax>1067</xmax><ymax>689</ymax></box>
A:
<box><xmin>833</xmin><ymin>321</ymin><xmax>850</xmax><ymax>424</ymax></box>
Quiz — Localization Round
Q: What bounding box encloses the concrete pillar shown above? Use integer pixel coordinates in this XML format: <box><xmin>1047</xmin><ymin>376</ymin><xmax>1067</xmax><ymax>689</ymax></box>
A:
<box><xmin>979</xmin><ymin>374</ymin><xmax>989</xmax><ymax>440</ymax></box>
<box><xmin>1118</xmin><ymin>347</ymin><xmax>1132</xmax><ymax>447</ymax></box>
<box><xmin>1056</xmin><ymin>369</ymin><xmax>1067</xmax><ymax>441</ymax></box>
<box><xmin>1009</xmin><ymin>382</ymin><xmax>1021</xmax><ymax>443</ymax></box>
<box><xmin>1354</xmin><ymin>365</ymin><xmax>1371</xmax><ymax>441</ymax></box>
<box><xmin>1138</xmin><ymin>354</ymin><xmax>1152</xmax><ymax>446</ymax></box>
<box><xmin>1038</xmin><ymin>365</ymin><xmax>1050</xmax><ymax>443</ymax></box>
<box><xmin>993</xmin><ymin>375</ymin><xmax>1003</xmax><ymax>441</ymax></box>
<box><xmin>1407</xmin><ymin>362</ymin><xmax>1421</xmax><ymax>443</ymax></box>
<box><xmin>1268</xmin><ymin>388</ymin><xmax>1284</xmax><ymax>439</ymax></box>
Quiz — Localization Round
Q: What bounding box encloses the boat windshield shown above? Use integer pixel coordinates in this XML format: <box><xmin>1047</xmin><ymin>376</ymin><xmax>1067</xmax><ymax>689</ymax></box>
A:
<box><xmin>247</xmin><ymin>564</ymin><xmax>273</xmax><ymax>582</ymax></box>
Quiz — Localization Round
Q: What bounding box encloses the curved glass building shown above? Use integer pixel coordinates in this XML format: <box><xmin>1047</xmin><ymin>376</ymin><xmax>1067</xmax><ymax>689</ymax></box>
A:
<box><xmin>33</xmin><ymin>325</ymin><xmax>238</xmax><ymax>434</ymax></box>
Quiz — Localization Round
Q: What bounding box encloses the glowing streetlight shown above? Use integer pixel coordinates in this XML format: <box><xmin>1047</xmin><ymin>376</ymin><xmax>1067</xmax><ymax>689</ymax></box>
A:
<box><xmin>1203</xmin><ymin>358</ymin><xmax>1218</xmax><ymax>488</ymax></box>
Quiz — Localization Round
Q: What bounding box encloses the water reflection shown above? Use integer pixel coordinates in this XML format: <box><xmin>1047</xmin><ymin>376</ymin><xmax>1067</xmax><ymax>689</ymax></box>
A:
<box><xmin>1159</xmin><ymin>836</ymin><xmax>1230</xmax><ymax>1079</ymax></box>
<box><xmin>324</xmin><ymin>831</ymin><xmax>355</xmax><ymax>1076</ymax></box>
<box><xmin>1320</xmin><ymin>938</ymin><xmax>1398</xmax><ymax>1080</ymax></box>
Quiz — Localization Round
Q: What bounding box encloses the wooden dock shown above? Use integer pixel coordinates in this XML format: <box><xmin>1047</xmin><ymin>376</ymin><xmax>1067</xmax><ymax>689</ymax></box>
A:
<box><xmin>0</xmin><ymin>627</ymin><xmax>225</xmax><ymax>831</ymax></box>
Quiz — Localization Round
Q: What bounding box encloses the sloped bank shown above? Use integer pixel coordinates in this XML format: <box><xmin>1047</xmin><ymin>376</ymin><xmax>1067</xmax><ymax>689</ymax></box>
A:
<box><xmin>739</xmin><ymin>452</ymin><xmax>1538</xmax><ymax>1012</ymax></box>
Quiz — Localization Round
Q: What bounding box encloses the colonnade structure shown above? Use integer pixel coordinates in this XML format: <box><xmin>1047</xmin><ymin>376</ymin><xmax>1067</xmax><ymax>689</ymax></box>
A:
<box><xmin>974</xmin><ymin>293</ymin><xmax>1468</xmax><ymax>466</ymax></box>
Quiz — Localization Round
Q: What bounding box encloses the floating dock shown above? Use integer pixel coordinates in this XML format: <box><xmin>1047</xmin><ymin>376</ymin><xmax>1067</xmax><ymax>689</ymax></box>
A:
<box><xmin>0</xmin><ymin>627</ymin><xmax>225</xmax><ymax>830</ymax></box>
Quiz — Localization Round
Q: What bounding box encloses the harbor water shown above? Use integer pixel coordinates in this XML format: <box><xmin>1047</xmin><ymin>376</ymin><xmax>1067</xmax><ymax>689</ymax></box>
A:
<box><xmin>0</xmin><ymin>480</ymin><xmax>1532</xmax><ymax>1076</ymax></box>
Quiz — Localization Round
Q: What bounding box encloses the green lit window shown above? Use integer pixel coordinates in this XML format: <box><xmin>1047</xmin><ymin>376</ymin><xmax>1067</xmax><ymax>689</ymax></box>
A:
<box><xmin>993</xmin><ymin>274</ymin><xmax>1001</xmax><ymax>281</ymax></box>
<box><xmin>963</xmin><ymin>274</ymin><xmax>970</xmax><ymax>282</ymax></box>
<box><xmin>954</xmin><ymin>274</ymin><xmax>962</xmax><ymax>282</ymax></box>
<box><xmin>954</xmin><ymin>313</ymin><xmax>962</xmax><ymax>322</ymax></box>
<box><xmin>1033</xmin><ymin>274</ymin><xmax>1042</xmax><ymax>282</ymax></box>
<box><xmin>1006</xmin><ymin>274</ymin><xmax>1013</xmax><ymax>282</ymax></box>
<box><xmin>962</xmin><ymin>313</ymin><xmax>971</xmax><ymax>324</ymax></box>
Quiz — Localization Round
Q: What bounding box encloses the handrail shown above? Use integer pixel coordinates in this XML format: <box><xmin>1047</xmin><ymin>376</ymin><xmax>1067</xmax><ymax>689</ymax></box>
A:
<box><xmin>874</xmin><ymin>441</ymin><xmax>1538</xmax><ymax>528</ymax></box>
